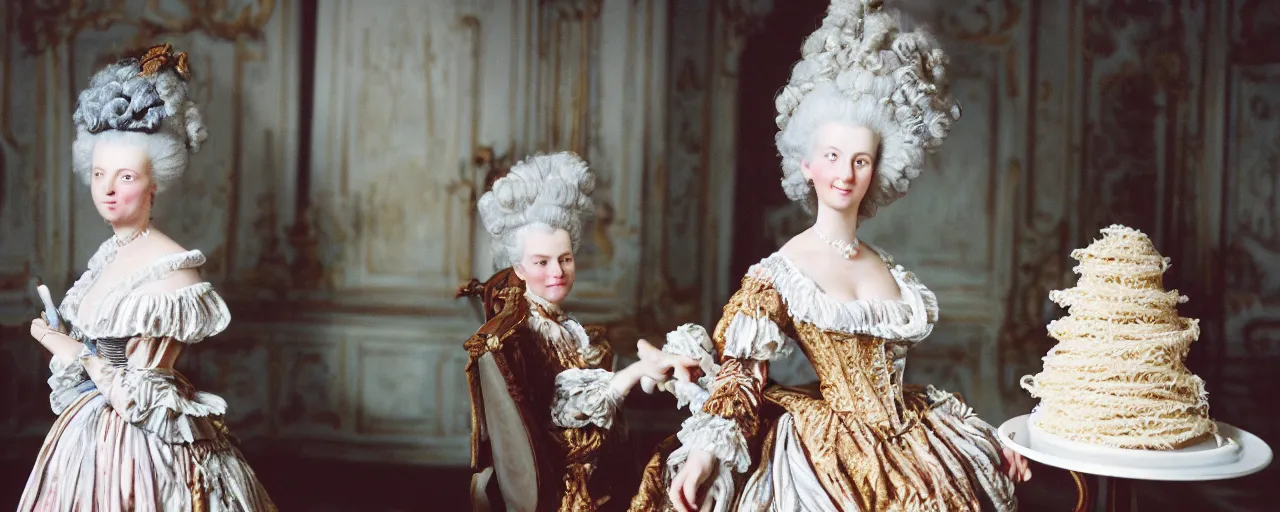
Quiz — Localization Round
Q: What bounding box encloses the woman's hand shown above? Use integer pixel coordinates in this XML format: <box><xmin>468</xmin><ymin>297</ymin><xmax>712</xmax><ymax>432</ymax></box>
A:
<box><xmin>612</xmin><ymin>339</ymin><xmax>704</xmax><ymax>397</ymax></box>
<box><xmin>39</xmin><ymin>312</ymin><xmax>68</xmax><ymax>334</ymax></box>
<box><xmin>30</xmin><ymin>316</ymin><xmax>82</xmax><ymax>361</ymax></box>
<box><xmin>1001</xmin><ymin>446</ymin><xmax>1032</xmax><ymax>482</ymax></box>
<box><xmin>31</xmin><ymin>316</ymin><xmax>62</xmax><ymax>343</ymax></box>
<box><xmin>636</xmin><ymin>338</ymin><xmax>701</xmax><ymax>383</ymax></box>
<box><xmin>669</xmin><ymin>448</ymin><xmax>716</xmax><ymax>512</ymax></box>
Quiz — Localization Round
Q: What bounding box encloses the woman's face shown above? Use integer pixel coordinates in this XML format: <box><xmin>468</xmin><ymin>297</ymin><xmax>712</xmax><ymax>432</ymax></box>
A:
<box><xmin>802</xmin><ymin>122</ymin><xmax>878</xmax><ymax>213</ymax></box>
<box><xmin>514</xmin><ymin>226</ymin><xmax>576</xmax><ymax>305</ymax></box>
<box><xmin>91</xmin><ymin>139</ymin><xmax>154</xmax><ymax>226</ymax></box>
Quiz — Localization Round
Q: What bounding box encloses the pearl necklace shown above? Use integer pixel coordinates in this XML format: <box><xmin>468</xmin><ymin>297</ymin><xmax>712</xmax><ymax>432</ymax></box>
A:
<box><xmin>112</xmin><ymin>226</ymin><xmax>151</xmax><ymax>248</ymax></box>
<box><xmin>815</xmin><ymin>230</ymin><xmax>860</xmax><ymax>260</ymax></box>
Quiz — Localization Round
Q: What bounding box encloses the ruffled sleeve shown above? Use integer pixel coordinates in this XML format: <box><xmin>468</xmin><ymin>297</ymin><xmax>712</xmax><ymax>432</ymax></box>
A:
<box><xmin>94</xmin><ymin>283</ymin><xmax>231</xmax><ymax>344</ymax></box>
<box><xmin>550</xmin><ymin>368</ymin><xmax>625</xmax><ymax>429</ymax></box>
<box><xmin>549</xmin><ymin>321</ymin><xmax>625</xmax><ymax>429</ymax></box>
<box><xmin>68</xmin><ymin>249</ymin><xmax>231</xmax><ymax>344</ymax></box>
<box><xmin>668</xmin><ymin>269</ymin><xmax>791</xmax><ymax>477</ymax></box>
<box><xmin>641</xmin><ymin>323</ymin><xmax>721</xmax><ymax>412</ymax></box>
<box><xmin>48</xmin><ymin>345</ymin><xmax>91</xmax><ymax>414</ymax></box>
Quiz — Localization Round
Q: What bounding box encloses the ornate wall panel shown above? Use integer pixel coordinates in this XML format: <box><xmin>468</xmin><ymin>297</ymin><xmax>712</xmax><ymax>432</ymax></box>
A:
<box><xmin>1204</xmin><ymin>1</ymin><xmax>1280</xmax><ymax>503</ymax></box>
<box><xmin>538</xmin><ymin>0</ymin><xmax>670</xmax><ymax>326</ymax></box>
<box><xmin>893</xmin><ymin>0</ymin><xmax>1030</xmax><ymax>419</ymax></box>
<box><xmin>304</xmin><ymin>0</ymin><xmax>480</xmax><ymax>310</ymax></box>
<box><xmin>660</xmin><ymin>0</ymin><xmax>712</xmax><ymax>326</ymax></box>
<box><xmin>705</xmin><ymin>0</ymin><xmax>775</xmax><ymax>325</ymax></box>
<box><xmin>993</xmin><ymin>0</ymin><xmax>1077</xmax><ymax>416</ymax></box>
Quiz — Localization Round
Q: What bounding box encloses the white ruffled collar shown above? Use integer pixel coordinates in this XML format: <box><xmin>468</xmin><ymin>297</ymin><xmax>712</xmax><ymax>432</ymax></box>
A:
<box><xmin>59</xmin><ymin>239</ymin><xmax>230</xmax><ymax>343</ymax></box>
<box><xmin>749</xmin><ymin>244</ymin><xmax>938</xmax><ymax>342</ymax></box>
<box><xmin>524</xmin><ymin>290</ymin><xmax>605</xmax><ymax>367</ymax></box>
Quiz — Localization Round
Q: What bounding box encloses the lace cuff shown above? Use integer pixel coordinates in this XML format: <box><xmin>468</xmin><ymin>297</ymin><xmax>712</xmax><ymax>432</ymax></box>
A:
<box><xmin>666</xmin><ymin>438</ymin><xmax>738</xmax><ymax>512</ymax></box>
<box><xmin>721</xmin><ymin>311</ymin><xmax>793</xmax><ymax>361</ymax></box>
<box><xmin>48</xmin><ymin>346</ymin><xmax>91</xmax><ymax>414</ymax></box>
<box><xmin>642</xmin><ymin>324</ymin><xmax>720</xmax><ymax>412</ymax></box>
<box><xmin>113</xmin><ymin>368</ymin><xmax>229</xmax><ymax>444</ymax></box>
<box><xmin>551</xmin><ymin>368</ymin><xmax>624</xmax><ymax>429</ymax></box>
<box><xmin>672</xmin><ymin>412</ymin><xmax>752</xmax><ymax>473</ymax></box>
<box><xmin>669</xmin><ymin>380</ymin><xmax>712</xmax><ymax>413</ymax></box>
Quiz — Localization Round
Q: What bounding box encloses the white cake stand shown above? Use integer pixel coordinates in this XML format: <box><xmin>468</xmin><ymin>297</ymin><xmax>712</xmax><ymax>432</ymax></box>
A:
<box><xmin>999</xmin><ymin>414</ymin><xmax>1272</xmax><ymax>512</ymax></box>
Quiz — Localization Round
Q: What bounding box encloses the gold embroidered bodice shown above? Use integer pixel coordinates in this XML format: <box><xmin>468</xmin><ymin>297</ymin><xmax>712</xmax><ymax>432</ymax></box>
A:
<box><xmin>711</xmin><ymin>250</ymin><xmax>937</xmax><ymax>423</ymax></box>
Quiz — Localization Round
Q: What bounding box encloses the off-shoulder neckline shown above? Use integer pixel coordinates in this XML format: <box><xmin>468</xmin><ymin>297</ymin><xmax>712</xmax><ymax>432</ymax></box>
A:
<box><xmin>63</xmin><ymin>239</ymin><xmax>214</xmax><ymax>335</ymax></box>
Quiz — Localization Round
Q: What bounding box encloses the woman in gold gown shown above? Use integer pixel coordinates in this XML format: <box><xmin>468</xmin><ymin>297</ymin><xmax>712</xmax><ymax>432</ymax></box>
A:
<box><xmin>632</xmin><ymin>2</ymin><xmax>1032</xmax><ymax>511</ymax></box>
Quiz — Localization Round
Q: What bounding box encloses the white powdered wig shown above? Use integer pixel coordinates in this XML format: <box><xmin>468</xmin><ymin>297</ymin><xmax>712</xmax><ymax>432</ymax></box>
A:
<box><xmin>775</xmin><ymin>0</ymin><xmax>962</xmax><ymax>219</ymax></box>
<box><xmin>477</xmin><ymin>152</ymin><xmax>597</xmax><ymax>269</ymax></box>
<box><xmin>70</xmin><ymin>46</ymin><xmax>207</xmax><ymax>194</ymax></box>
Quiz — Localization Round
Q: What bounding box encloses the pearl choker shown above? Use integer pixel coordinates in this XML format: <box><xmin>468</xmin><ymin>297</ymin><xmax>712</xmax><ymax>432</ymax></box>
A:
<box><xmin>815</xmin><ymin>230</ymin><xmax>860</xmax><ymax>260</ymax></box>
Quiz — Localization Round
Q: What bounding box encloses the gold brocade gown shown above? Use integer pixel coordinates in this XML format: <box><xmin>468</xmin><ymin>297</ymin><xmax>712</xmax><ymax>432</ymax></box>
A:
<box><xmin>630</xmin><ymin>247</ymin><xmax>1017</xmax><ymax>512</ymax></box>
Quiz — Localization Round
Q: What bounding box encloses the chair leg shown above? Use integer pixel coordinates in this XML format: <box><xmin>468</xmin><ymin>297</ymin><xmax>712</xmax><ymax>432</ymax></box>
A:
<box><xmin>1070</xmin><ymin>471</ymin><xmax>1090</xmax><ymax>512</ymax></box>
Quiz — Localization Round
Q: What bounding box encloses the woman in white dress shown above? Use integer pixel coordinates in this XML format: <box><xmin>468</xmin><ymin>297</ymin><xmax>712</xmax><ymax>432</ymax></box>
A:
<box><xmin>21</xmin><ymin>44</ymin><xmax>275</xmax><ymax>511</ymax></box>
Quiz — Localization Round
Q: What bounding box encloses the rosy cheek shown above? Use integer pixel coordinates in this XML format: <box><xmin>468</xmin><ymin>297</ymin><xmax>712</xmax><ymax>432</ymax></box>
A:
<box><xmin>806</xmin><ymin>162</ymin><xmax>824</xmax><ymax>183</ymax></box>
<box><xmin>813</xmin><ymin>170</ymin><xmax>833</xmax><ymax>187</ymax></box>
<box><xmin>117</xmin><ymin>189</ymin><xmax>142</xmax><ymax>205</ymax></box>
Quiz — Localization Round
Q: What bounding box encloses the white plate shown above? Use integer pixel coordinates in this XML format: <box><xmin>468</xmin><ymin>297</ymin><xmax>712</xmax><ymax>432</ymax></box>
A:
<box><xmin>1025</xmin><ymin>414</ymin><xmax>1242</xmax><ymax>469</ymax></box>
<box><xmin>998</xmin><ymin>414</ymin><xmax>1273</xmax><ymax>481</ymax></box>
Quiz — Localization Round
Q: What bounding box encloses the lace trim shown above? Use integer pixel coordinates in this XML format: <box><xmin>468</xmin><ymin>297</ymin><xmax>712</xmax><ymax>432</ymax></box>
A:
<box><xmin>525</xmin><ymin>290</ymin><xmax>566</xmax><ymax>320</ymax></box>
<box><xmin>525</xmin><ymin>293</ymin><xmax>607</xmax><ymax>367</ymax></box>
<box><xmin>666</xmin><ymin>443</ymin><xmax>738</xmax><ymax>512</ymax></box>
<box><xmin>114</xmin><ymin>368</ymin><xmax>229</xmax><ymax>444</ymax></box>
<box><xmin>551</xmin><ymin>368</ymin><xmax>624</xmax><ymax>429</ymax></box>
<box><xmin>749</xmin><ymin>246</ymin><xmax>937</xmax><ymax>342</ymax></box>
<box><xmin>673</xmin><ymin>413</ymin><xmax>752</xmax><ymax>473</ymax></box>
<box><xmin>646</xmin><ymin>324</ymin><xmax>720</xmax><ymax>411</ymax></box>
<box><xmin>59</xmin><ymin>240</ymin><xmax>229</xmax><ymax>343</ymax></box>
<box><xmin>59</xmin><ymin>239</ymin><xmax>116</xmax><ymax>340</ymax></box>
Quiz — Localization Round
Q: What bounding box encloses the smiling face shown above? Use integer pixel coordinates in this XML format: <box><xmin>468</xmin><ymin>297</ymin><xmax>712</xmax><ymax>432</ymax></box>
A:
<box><xmin>90</xmin><ymin>139</ymin><xmax>155</xmax><ymax>226</ymax></box>
<box><xmin>513</xmin><ymin>225</ymin><xmax>576</xmax><ymax>305</ymax></box>
<box><xmin>801</xmin><ymin>122</ymin><xmax>879</xmax><ymax>214</ymax></box>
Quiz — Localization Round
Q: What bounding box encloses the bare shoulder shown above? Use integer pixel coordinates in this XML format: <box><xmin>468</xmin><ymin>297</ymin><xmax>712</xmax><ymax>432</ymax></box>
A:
<box><xmin>140</xmin><ymin>230</ymin><xmax>189</xmax><ymax>255</ymax></box>
<box><xmin>135</xmin><ymin>231</ymin><xmax>205</xmax><ymax>293</ymax></box>
<box><xmin>777</xmin><ymin>231</ymin><xmax>821</xmax><ymax>266</ymax></box>
<box><xmin>854</xmin><ymin>244</ymin><xmax>902</xmax><ymax>298</ymax></box>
